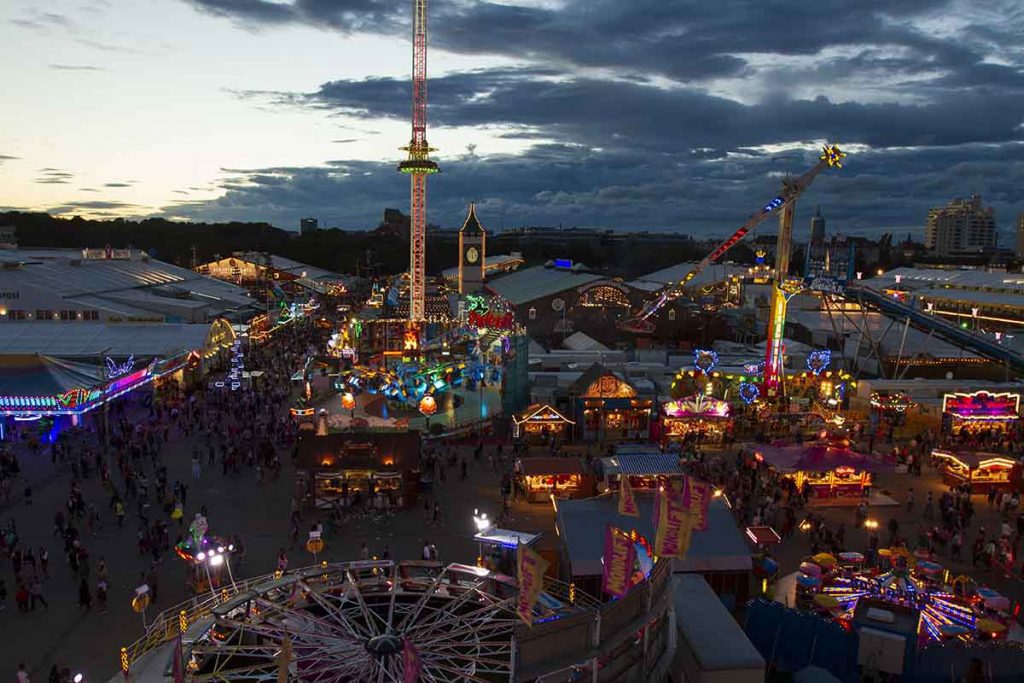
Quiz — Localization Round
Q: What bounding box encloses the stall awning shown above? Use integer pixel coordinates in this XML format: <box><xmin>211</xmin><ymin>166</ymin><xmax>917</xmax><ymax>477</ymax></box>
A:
<box><xmin>514</xmin><ymin>403</ymin><xmax>574</xmax><ymax>425</ymax></box>
<box><xmin>756</xmin><ymin>443</ymin><xmax>892</xmax><ymax>473</ymax></box>
<box><xmin>517</xmin><ymin>457</ymin><xmax>585</xmax><ymax>476</ymax></box>
<box><xmin>598</xmin><ymin>453</ymin><xmax>682</xmax><ymax>477</ymax></box>
<box><xmin>472</xmin><ymin>528</ymin><xmax>541</xmax><ymax>550</ymax></box>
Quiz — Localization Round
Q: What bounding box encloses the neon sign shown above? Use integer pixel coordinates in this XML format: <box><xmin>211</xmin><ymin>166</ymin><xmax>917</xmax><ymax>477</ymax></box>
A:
<box><xmin>466</xmin><ymin>294</ymin><xmax>489</xmax><ymax>314</ymax></box>
<box><xmin>942</xmin><ymin>391</ymin><xmax>1020</xmax><ymax>421</ymax></box>
<box><xmin>806</xmin><ymin>350</ymin><xmax>831</xmax><ymax>376</ymax></box>
<box><xmin>469</xmin><ymin>310</ymin><xmax>514</xmax><ymax>330</ymax></box>
<box><xmin>105</xmin><ymin>355</ymin><xmax>135</xmax><ymax>378</ymax></box>
<box><xmin>693</xmin><ymin>348</ymin><xmax>718</xmax><ymax>375</ymax></box>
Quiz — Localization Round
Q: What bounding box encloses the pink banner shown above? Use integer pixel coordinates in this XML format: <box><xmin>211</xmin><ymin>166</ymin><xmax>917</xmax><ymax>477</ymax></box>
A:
<box><xmin>402</xmin><ymin>638</ymin><xmax>423</xmax><ymax>683</ymax></box>
<box><xmin>602</xmin><ymin>525</ymin><xmax>636</xmax><ymax>598</ymax></box>
<box><xmin>655</xmin><ymin>485</ymin><xmax>688</xmax><ymax>557</ymax></box>
<box><xmin>618</xmin><ymin>475</ymin><xmax>639</xmax><ymax>517</ymax></box>
<box><xmin>686</xmin><ymin>476</ymin><xmax>712</xmax><ymax>531</ymax></box>
<box><xmin>516</xmin><ymin>543</ymin><xmax>550</xmax><ymax>626</ymax></box>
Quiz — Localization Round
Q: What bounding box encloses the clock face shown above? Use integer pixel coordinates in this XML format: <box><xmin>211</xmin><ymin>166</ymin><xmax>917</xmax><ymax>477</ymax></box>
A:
<box><xmin>465</xmin><ymin>246</ymin><xmax>479</xmax><ymax>264</ymax></box>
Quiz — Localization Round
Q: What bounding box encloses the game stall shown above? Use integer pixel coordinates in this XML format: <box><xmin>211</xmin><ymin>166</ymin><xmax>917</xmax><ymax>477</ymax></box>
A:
<box><xmin>597</xmin><ymin>445</ymin><xmax>685</xmax><ymax>492</ymax></box>
<box><xmin>515</xmin><ymin>457</ymin><xmax>593</xmax><ymax>503</ymax></box>
<box><xmin>660</xmin><ymin>393</ymin><xmax>733</xmax><ymax>446</ymax></box>
<box><xmin>942</xmin><ymin>390</ymin><xmax>1020</xmax><ymax>436</ymax></box>
<box><xmin>512</xmin><ymin>403</ymin><xmax>574</xmax><ymax>443</ymax></box>
<box><xmin>930</xmin><ymin>450</ymin><xmax>1020</xmax><ymax>494</ymax></box>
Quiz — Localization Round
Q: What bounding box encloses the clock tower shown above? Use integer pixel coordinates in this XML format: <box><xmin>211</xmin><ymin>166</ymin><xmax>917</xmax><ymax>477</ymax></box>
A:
<box><xmin>458</xmin><ymin>202</ymin><xmax>486</xmax><ymax>294</ymax></box>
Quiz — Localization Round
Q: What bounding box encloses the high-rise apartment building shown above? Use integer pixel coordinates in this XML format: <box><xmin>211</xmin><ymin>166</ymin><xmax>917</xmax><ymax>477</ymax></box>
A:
<box><xmin>299</xmin><ymin>217</ymin><xmax>319</xmax><ymax>234</ymax></box>
<box><xmin>809</xmin><ymin>206</ymin><xmax>826</xmax><ymax>244</ymax></box>
<box><xmin>924</xmin><ymin>195</ymin><xmax>996</xmax><ymax>256</ymax></box>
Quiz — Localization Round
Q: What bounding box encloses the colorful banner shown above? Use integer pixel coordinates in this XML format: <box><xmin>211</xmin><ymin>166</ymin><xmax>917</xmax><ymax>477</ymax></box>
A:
<box><xmin>618</xmin><ymin>475</ymin><xmax>639</xmax><ymax>517</ymax></box>
<box><xmin>686</xmin><ymin>476</ymin><xmax>712</xmax><ymax>531</ymax></box>
<box><xmin>654</xmin><ymin>485</ymin><xmax>686</xmax><ymax>558</ymax></box>
<box><xmin>516</xmin><ymin>543</ymin><xmax>549</xmax><ymax>626</ymax></box>
<box><xmin>402</xmin><ymin>638</ymin><xmax>423</xmax><ymax>683</ymax></box>
<box><xmin>602</xmin><ymin>525</ymin><xmax>637</xmax><ymax>598</ymax></box>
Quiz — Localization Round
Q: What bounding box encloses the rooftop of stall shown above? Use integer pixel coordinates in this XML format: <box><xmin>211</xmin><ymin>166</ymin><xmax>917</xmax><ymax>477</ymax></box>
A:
<box><xmin>754</xmin><ymin>442</ymin><xmax>892</xmax><ymax>473</ymax></box>
<box><xmin>516</xmin><ymin>457</ymin><xmax>586</xmax><ymax>477</ymax></box>
<box><xmin>930</xmin><ymin>449</ymin><xmax>1017</xmax><ymax>471</ymax></box>
<box><xmin>472</xmin><ymin>528</ymin><xmax>542</xmax><ymax>550</ymax></box>
<box><xmin>296</xmin><ymin>430</ymin><xmax>420</xmax><ymax>471</ymax></box>
<box><xmin>673</xmin><ymin>574</ymin><xmax>765</xmax><ymax>682</ymax></box>
<box><xmin>555</xmin><ymin>493</ymin><xmax>751</xmax><ymax>577</ymax></box>
<box><xmin>596</xmin><ymin>451</ymin><xmax>684</xmax><ymax>484</ymax></box>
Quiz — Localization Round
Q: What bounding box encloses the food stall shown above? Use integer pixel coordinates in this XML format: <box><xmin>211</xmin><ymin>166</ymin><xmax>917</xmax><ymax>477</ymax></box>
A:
<box><xmin>931</xmin><ymin>450</ymin><xmax>1020</xmax><ymax>494</ymax></box>
<box><xmin>296</xmin><ymin>431</ymin><xmax>420</xmax><ymax>510</ymax></box>
<box><xmin>512</xmin><ymin>403</ymin><xmax>574</xmax><ymax>443</ymax></box>
<box><xmin>942</xmin><ymin>390</ymin><xmax>1020</xmax><ymax>436</ymax></box>
<box><xmin>515</xmin><ymin>457</ymin><xmax>593</xmax><ymax>503</ymax></box>
<box><xmin>756</xmin><ymin>440</ymin><xmax>890</xmax><ymax>501</ymax></box>
<box><xmin>660</xmin><ymin>393</ymin><xmax>732</xmax><ymax>446</ymax></box>
<box><xmin>597</xmin><ymin>446</ymin><xmax>684</xmax><ymax>491</ymax></box>
<box><xmin>571</xmin><ymin>365</ymin><xmax>653</xmax><ymax>441</ymax></box>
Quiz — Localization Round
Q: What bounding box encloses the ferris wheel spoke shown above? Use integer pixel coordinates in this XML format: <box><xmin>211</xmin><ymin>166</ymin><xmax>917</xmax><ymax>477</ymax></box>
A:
<box><xmin>303</xmin><ymin>584</ymin><xmax>371</xmax><ymax>641</ymax></box>
<box><xmin>394</xmin><ymin>569</ymin><xmax>448</xmax><ymax>632</ymax></box>
<box><xmin>344</xmin><ymin>567</ymin><xmax>386</xmax><ymax>636</ymax></box>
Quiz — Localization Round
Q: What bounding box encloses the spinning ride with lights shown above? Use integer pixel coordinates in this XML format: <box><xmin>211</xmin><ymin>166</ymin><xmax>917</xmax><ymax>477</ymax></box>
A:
<box><xmin>800</xmin><ymin>547</ymin><xmax>1010</xmax><ymax>644</ymax></box>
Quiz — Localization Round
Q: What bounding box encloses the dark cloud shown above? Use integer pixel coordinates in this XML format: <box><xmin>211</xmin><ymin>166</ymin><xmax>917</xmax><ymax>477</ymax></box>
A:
<box><xmin>103</xmin><ymin>182</ymin><xmax>133</xmax><ymax>187</ymax></box>
<box><xmin>177</xmin><ymin>0</ymin><xmax>1024</xmax><ymax>235</ymax></box>
<box><xmin>0</xmin><ymin>155</ymin><xmax>18</xmax><ymax>165</ymax></box>
<box><xmin>35</xmin><ymin>169</ymin><xmax>75</xmax><ymax>185</ymax></box>
<box><xmin>48</xmin><ymin>64</ymin><xmax>105</xmax><ymax>72</ymax></box>
<box><xmin>162</xmin><ymin>141</ymin><xmax>1024</xmax><ymax>241</ymax></box>
<box><xmin>50</xmin><ymin>200</ymin><xmax>139</xmax><ymax>215</ymax></box>
<box><xmin>331</xmin><ymin>139</ymin><xmax>358</xmax><ymax>144</ymax></box>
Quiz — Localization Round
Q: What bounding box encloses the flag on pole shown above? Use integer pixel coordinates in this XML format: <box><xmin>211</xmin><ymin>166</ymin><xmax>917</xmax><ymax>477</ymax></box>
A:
<box><xmin>618</xmin><ymin>475</ymin><xmax>638</xmax><ymax>517</ymax></box>
<box><xmin>402</xmin><ymin>638</ymin><xmax>423</xmax><ymax>683</ymax></box>
<box><xmin>516</xmin><ymin>542</ymin><xmax>549</xmax><ymax>626</ymax></box>
<box><xmin>602</xmin><ymin>524</ymin><xmax>637</xmax><ymax>598</ymax></box>
<box><xmin>687</xmin><ymin>475</ymin><xmax>712</xmax><ymax>531</ymax></box>
<box><xmin>172</xmin><ymin>634</ymin><xmax>184</xmax><ymax>683</ymax></box>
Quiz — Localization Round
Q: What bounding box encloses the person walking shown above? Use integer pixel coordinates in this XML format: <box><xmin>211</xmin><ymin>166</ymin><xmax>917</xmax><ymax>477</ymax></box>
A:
<box><xmin>28</xmin><ymin>578</ymin><xmax>47</xmax><ymax>611</ymax></box>
<box><xmin>16</xmin><ymin>663</ymin><xmax>30</xmax><ymax>683</ymax></box>
<box><xmin>77</xmin><ymin>577</ymin><xmax>91</xmax><ymax>610</ymax></box>
<box><xmin>97</xmin><ymin>579</ymin><xmax>108</xmax><ymax>613</ymax></box>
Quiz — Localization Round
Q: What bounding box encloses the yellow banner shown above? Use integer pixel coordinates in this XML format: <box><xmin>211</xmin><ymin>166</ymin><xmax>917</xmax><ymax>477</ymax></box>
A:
<box><xmin>516</xmin><ymin>543</ymin><xmax>550</xmax><ymax>626</ymax></box>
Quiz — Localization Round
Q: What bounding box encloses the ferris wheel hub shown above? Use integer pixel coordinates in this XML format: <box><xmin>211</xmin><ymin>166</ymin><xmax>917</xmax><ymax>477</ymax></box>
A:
<box><xmin>365</xmin><ymin>633</ymin><xmax>405</xmax><ymax>658</ymax></box>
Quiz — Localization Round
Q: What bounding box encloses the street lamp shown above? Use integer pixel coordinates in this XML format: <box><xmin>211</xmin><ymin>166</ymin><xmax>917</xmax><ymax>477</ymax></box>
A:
<box><xmin>99</xmin><ymin>346</ymin><xmax>112</xmax><ymax>455</ymax></box>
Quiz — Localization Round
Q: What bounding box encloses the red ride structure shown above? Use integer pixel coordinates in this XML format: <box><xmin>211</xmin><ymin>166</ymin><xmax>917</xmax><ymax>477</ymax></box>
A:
<box><xmin>398</xmin><ymin>0</ymin><xmax>438</xmax><ymax>322</ymax></box>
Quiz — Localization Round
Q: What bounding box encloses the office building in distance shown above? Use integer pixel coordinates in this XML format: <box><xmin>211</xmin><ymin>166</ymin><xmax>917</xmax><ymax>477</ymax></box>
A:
<box><xmin>924</xmin><ymin>195</ymin><xmax>996</xmax><ymax>256</ymax></box>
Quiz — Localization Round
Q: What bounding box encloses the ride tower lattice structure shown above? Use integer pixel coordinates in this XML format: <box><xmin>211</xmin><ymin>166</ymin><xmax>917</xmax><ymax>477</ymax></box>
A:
<box><xmin>619</xmin><ymin>144</ymin><xmax>845</xmax><ymax>397</ymax></box>
<box><xmin>398</xmin><ymin>0</ymin><xmax>438</xmax><ymax>322</ymax></box>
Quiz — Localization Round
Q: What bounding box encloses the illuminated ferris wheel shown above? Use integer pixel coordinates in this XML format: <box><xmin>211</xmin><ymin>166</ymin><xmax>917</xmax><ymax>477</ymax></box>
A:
<box><xmin>181</xmin><ymin>560</ymin><xmax>595</xmax><ymax>682</ymax></box>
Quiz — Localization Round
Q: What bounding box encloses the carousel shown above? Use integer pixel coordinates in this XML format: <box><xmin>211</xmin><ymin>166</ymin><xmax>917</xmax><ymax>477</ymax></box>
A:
<box><xmin>756</xmin><ymin>436</ymin><xmax>890</xmax><ymax>501</ymax></box>
<box><xmin>942</xmin><ymin>390</ymin><xmax>1020</xmax><ymax>436</ymax></box>
<box><xmin>660</xmin><ymin>393</ymin><xmax>732</xmax><ymax>446</ymax></box>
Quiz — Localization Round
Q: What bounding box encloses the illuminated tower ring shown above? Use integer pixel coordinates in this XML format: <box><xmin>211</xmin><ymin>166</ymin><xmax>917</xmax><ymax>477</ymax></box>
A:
<box><xmin>176</xmin><ymin>561</ymin><xmax>597</xmax><ymax>681</ymax></box>
<box><xmin>399</xmin><ymin>0</ymin><xmax>439</xmax><ymax>321</ymax></box>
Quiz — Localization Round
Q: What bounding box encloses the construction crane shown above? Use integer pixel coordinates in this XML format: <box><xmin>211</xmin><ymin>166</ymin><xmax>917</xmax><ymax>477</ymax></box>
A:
<box><xmin>398</xmin><ymin>0</ymin><xmax>438</xmax><ymax>321</ymax></box>
<box><xmin>619</xmin><ymin>144</ymin><xmax>846</xmax><ymax>334</ymax></box>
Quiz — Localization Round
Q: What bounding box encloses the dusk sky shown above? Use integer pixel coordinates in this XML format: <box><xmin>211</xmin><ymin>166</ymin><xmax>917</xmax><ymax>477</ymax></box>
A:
<box><xmin>1</xmin><ymin>0</ymin><xmax>1022</xmax><ymax>236</ymax></box>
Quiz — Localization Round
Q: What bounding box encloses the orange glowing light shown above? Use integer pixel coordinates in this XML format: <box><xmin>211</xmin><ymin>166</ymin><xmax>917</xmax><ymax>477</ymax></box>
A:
<box><xmin>341</xmin><ymin>392</ymin><xmax>356</xmax><ymax>411</ymax></box>
<box><xmin>418</xmin><ymin>395</ymin><xmax>437</xmax><ymax>416</ymax></box>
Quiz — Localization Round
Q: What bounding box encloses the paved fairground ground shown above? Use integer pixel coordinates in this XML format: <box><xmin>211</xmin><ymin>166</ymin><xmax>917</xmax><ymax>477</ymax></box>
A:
<box><xmin>4</xmin><ymin>378</ymin><xmax>1024</xmax><ymax>681</ymax></box>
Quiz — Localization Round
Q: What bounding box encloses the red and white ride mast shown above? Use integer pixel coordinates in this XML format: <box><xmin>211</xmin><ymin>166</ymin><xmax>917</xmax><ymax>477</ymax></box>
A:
<box><xmin>398</xmin><ymin>0</ymin><xmax>438</xmax><ymax>322</ymax></box>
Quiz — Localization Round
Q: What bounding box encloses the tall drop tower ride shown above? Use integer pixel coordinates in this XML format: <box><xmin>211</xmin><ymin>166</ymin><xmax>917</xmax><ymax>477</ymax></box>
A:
<box><xmin>398</xmin><ymin>0</ymin><xmax>438</xmax><ymax>321</ymax></box>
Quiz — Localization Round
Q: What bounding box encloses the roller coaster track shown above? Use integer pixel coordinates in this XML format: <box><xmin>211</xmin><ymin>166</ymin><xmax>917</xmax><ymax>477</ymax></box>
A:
<box><xmin>843</xmin><ymin>284</ymin><xmax>1024</xmax><ymax>375</ymax></box>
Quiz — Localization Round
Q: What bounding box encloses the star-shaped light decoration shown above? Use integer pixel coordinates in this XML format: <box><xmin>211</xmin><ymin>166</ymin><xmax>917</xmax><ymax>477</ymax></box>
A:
<box><xmin>820</xmin><ymin>144</ymin><xmax>846</xmax><ymax>168</ymax></box>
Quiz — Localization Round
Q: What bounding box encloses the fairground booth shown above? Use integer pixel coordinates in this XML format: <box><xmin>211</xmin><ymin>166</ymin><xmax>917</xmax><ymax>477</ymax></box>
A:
<box><xmin>296</xmin><ymin>431</ymin><xmax>420</xmax><ymax>510</ymax></box>
<box><xmin>515</xmin><ymin>457</ymin><xmax>594</xmax><ymax>503</ymax></box>
<box><xmin>930</xmin><ymin>450</ymin><xmax>1021</xmax><ymax>494</ymax></box>
<box><xmin>755</xmin><ymin>440</ymin><xmax>891</xmax><ymax>501</ymax></box>
<box><xmin>660</xmin><ymin>393</ymin><xmax>732</xmax><ymax>446</ymax></box>
<box><xmin>555</xmin><ymin>494</ymin><xmax>753</xmax><ymax>609</ymax></box>
<box><xmin>596</xmin><ymin>444</ymin><xmax>685</xmax><ymax>492</ymax></box>
<box><xmin>570</xmin><ymin>364</ymin><xmax>653</xmax><ymax>442</ymax></box>
<box><xmin>942</xmin><ymin>390</ymin><xmax>1020</xmax><ymax>436</ymax></box>
<box><xmin>512</xmin><ymin>403</ymin><xmax>574</xmax><ymax>443</ymax></box>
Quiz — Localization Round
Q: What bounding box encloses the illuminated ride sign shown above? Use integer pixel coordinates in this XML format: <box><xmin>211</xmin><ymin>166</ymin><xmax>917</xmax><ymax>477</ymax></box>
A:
<box><xmin>104</xmin><ymin>355</ymin><xmax>135</xmax><ymax>378</ymax></box>
<box><xmin>663</xmin><ymin>393</ymin><xmax>730</xmax><ymax>418</ymax></box>
<box><xmin>1</xmin><ymin>361</ymin><xmax>156</xmax><ymax>415</ymax></box>
<box><xmin>942</xmin><ymin>391</ymin><xmax>1020</xmax><ymax>421</ymax></box>
<box><xmin>468</xmin><ymin>310</ymin><xmax>514</xmax><ymax>330</ymax></box>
